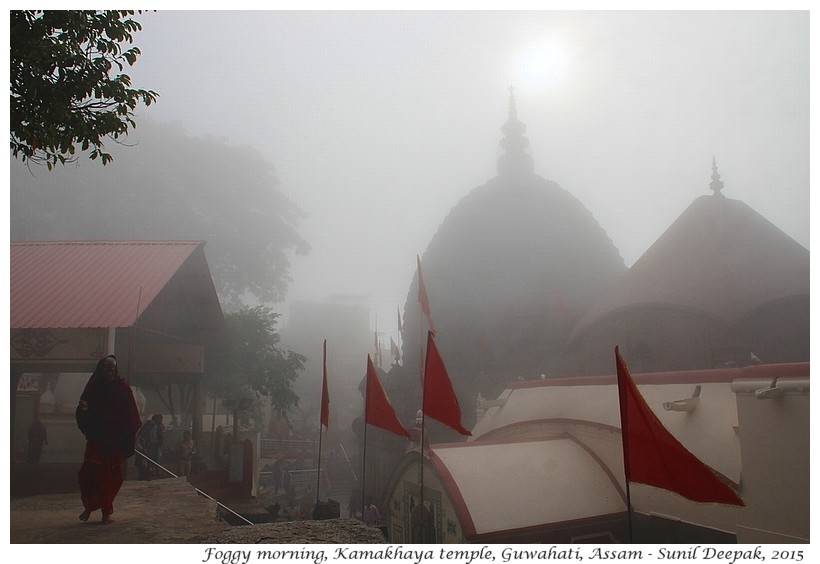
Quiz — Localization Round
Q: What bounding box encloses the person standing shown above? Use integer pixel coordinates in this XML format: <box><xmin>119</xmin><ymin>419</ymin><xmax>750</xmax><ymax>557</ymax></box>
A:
<box><xmin>137</xmin><ymin>413</ymin><xmax>164</xmax><ymax>477</ymax></box>
<box><xmin>149</xmin><ymin>413</ymin><xmax>165</xmax><ymax>475</ymax></box>
<box><xmin>363</xmin><ymin>497</ymin><xmax>381</xmax><ymax>526</ymax></box>
<box><xmin>75</xmin><ymin>355</ymin><xmax>141</xmax><ymax>524</ymax></box>
<box><xmin>176</xmin><ymin>429</ymin><xmax>196</xmax><ymax>478</ymax></box>
<box><xmin>283</xmin><ymin>469</ymin><xmax>294</xmax><ymax>506</ymax></box>
<box><xmin>135</xmin><ymin>417</ymin><xmax>152</xmax><ymax>480</ymax></box>
<box><xmin>27</xmin><ymin>417</ymin><xmax>48</xmax><ymax>463</ymax></box>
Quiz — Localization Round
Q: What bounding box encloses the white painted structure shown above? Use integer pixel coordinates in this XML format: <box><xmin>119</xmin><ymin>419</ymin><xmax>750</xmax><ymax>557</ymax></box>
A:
<box><xmin>381</xmin><ymin>362</ymin><xmax>808</xmax><ymax>543</ymax></box>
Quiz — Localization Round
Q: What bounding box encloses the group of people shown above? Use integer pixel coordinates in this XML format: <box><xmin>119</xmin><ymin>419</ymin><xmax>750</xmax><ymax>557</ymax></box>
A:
<box><xmin>74</xmin><ymin>355</ymin><xmax>196</xmax><ymax>524</ymax></box>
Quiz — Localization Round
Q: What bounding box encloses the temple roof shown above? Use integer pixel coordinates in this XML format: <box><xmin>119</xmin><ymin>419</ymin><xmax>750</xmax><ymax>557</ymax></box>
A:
<box><xmin>401</xmin><ymin>94</ymin><xmax>625</xmax><ymax>383</ymax></box>
<box><xmin>569</xmin><ymin>192</ymin><xmax>809</xmax><ymax>342</ymax></box>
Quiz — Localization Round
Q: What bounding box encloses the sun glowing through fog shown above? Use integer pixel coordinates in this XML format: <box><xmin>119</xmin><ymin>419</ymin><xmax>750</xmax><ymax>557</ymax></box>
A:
<box><xmin>517</xmin><ymin>40</ymin><xmax>570</xmax><ymax>88</ymax></box>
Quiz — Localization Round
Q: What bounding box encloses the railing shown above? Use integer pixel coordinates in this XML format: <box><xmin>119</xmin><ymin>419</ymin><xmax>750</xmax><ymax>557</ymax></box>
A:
<box><xmin>259</xmin><ymin>467</ymin><xmax>327</xmax><ymax>496</ymax></box>
<box><xmin>134</xmin><ymin>449</ymin><xmax>253</xmax><ymax>526</ymax></box>
<box><xmin>259</xmin><ymin>438</ymin><xmax>317</xmax><ymax>460</ymax></box>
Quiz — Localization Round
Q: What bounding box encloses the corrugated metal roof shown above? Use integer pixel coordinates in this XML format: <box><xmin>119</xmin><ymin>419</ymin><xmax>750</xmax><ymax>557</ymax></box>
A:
<box><xmin>11</xmin><ymin>241</ymin><xmax>204</xmax><ymax>329</ymax></box>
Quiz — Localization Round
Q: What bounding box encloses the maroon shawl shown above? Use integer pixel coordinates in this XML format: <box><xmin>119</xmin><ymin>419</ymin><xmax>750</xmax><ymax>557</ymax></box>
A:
<box><xmin>76</xmin><ymin>355</ymin><xmax>142</xmax><ymax>458</ymax></box>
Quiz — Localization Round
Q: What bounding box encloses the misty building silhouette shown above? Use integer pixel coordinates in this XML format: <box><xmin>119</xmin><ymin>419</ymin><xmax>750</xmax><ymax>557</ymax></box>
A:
<box><xmin>396</xmin><ymin>90</ymin><xmax>626</xmax><ymax>434</ymax></box>
<box><xmin>567</xmin><ymin>159</ymin><xmax>809</xmax><ymax>375</ymax></box>
<box><xmin>394</xmin><ymin>97</ymin><xmax>808</xmax><ymax>433</ymax></box>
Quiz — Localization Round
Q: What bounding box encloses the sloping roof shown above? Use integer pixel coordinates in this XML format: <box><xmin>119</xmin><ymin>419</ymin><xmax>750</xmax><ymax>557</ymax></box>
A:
<box><xmin>11</xmin><ymin>241</ymin><xmax>205</xmax><ymax>329</ymax></box>
<box><xmin>569</xmin><ymin>195</ymin><xmax>809</xmax><ymax>342</ymax></box>
<box><xmin>430</xmin><ymin>436</ymin><xmax>626</xmax><ymax>536</ymax></box>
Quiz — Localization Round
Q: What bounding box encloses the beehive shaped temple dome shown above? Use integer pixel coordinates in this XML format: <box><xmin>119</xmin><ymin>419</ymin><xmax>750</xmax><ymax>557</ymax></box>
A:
<box><xmin>397</xmin><ymin>91</ymin><xmax>626</xmax><ymax>430</ymax></box>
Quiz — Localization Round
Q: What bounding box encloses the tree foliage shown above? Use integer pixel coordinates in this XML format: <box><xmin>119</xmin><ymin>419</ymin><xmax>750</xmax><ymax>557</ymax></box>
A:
<box><xmin>10</xmin><ymin>119</ymin><xmax>310</xmax><ymax>307</ymax></box>
<box><xmin>133</xmin><ymin>373</ymin><xmax>194</xmax><ymax>426</ymax></box>
<box><xmin>10</xmin><ymin>10</ymin><xmax>158</xmax><ymax>168</ymax></box>
<box><xmin>208</xmin><ymin>306</ymin><xmax>305</xmax><ymax>421</ymax></box>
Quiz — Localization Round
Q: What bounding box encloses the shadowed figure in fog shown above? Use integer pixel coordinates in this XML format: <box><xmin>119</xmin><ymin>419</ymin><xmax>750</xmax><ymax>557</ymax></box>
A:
<box><xmin>27</xmin><ymin>416</ymin><xmax>48</xmax><ymax>463</ymax></box>
<box><xmin>176</xmin><ymin>429</ymin><xmax>196</xmax><ymax>479</ymax></box>
<box><xmin>363</xmin><ymin>497</ymin><xmax>381</xmax><ymax>527</ymax></box>
<box><xmin>75</xmin><ymin>355</ymin><xmax>141</xmax><ymax>524</ymax></box>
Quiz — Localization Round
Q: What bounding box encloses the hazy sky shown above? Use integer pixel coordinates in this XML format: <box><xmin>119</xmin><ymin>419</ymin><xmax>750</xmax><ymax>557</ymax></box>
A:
<box><xmin>122</xmin><ymin>10</ymin><xmax>808</xmax><ymax>337</ymax></box>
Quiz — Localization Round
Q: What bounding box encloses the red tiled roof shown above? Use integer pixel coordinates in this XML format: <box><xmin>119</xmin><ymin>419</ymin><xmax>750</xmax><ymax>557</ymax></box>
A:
<box><xmin>11</xmin><ymin>241</ymin><xmax>204</xmax><ymax>329</ymax></box>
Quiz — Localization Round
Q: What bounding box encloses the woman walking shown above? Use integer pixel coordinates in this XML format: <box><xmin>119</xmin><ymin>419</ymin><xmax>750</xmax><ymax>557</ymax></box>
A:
<box><xmin>75</xmin><ymin>355</ymin><xmax>142</xmax><ymax>524</ymax></box>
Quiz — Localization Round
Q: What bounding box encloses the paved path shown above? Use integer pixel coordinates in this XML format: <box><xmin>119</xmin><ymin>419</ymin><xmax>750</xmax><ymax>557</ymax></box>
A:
<box><xmin>10</xmin><ymin>477</ymin><xmax>231</xmax><ymax>544</ymax></box>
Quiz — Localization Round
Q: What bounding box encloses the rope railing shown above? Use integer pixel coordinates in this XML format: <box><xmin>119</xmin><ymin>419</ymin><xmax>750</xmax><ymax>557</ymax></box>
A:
<box><xmin>134</xmin><ymin>449</ymin><xmax>254</xmax><ymax>526</ymax></box>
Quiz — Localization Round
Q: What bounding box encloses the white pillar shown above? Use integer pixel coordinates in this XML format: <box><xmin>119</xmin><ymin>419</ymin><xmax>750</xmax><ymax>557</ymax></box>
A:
<box><xmin>106</xmin><ymin>327</ymin><xmax>116</xmax><ymax>355</ymax></box>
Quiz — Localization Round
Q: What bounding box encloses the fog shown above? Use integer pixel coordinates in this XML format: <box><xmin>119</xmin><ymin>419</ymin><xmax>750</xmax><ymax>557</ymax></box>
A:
<box><xmin>11</xmin><ymin>10</ymin><xmax>810</xmax><ymax>336</ymax></box>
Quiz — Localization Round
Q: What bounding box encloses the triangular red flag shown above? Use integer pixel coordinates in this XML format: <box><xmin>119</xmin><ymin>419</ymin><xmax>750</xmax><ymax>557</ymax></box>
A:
<box><xmin>423</xmin><ymin>331</ymin><xmax>471</xmax><ymax>436</ymax></box>
<box><xmin>417</xmin><ymin>255</ymin><xmax>436</xmax><ymax>334</ymax></box>
<box><xmin>365</xmin><ymin>355</ymin><xmax>410</xmax><ymax>439</ymax></box>
<box><xmin>615</xmin><ymin>347</ymin><xmax>744</xmax><ymax>506</ymax></box>
<box><xmin>320</xmin><ymin>339</ymin><xmax>329</xmax><ymax>429</ymax></box>
<box><xmin>397</xmin><ymin>305</ymin><xmax>403</xmax><ymax>334</ymax></box>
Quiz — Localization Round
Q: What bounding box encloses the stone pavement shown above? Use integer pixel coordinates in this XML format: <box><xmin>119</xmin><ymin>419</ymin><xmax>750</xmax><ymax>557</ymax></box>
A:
<box><xmin>10</xmin><ymin>475</ymin><xmax>387</xmax><ymax>545</ymax></box>
<box><xmin>10</xmin><ymin>477</ymin><xmax>231</xmax><ymax>544</ymax></box>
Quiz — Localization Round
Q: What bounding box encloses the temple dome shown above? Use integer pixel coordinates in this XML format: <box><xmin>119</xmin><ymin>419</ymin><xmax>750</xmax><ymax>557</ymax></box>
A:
<box><xmin>397</xmin><ymin>92</ymin><xmax>625</xmax><ymax>429</ymax></box>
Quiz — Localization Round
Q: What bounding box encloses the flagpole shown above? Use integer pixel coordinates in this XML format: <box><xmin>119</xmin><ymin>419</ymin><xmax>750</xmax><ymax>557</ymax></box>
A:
<box><xmin>316</xmin><ymin>414</ymin><xmax>324</xmax><ymax>508</ymax></box>
<box><xmin>316</xmin><ymin>340</ymin><xmax>328</xmax><ymax>508</ymax></box>
<box><xmin>361</xmin><ymin>358</ymin><xmax>370</xmax><ymax>522</ymax></box>
<box><xmin>615</xmin><ymin>347</ymin><xmax>634</xmax><ymax>543</ymax></box>
<box><xmin>416</xmin><ymin>256</ymin><xmax>433</xmax><ymax>541</ymax></box>
<box><xmin>625</xmin><ymin>478</ymin><xmax>634</xmax><ymax>543</ymax></box>
<box><xmin>419</xmin><ymin>352</ymin><xmax>427</xmax><ymax>542</ymax></box>
<box><xmin>361</xmin><ymin>421</ymin><xmax>368</xmax><ymax>521</ymax></box>
<box><xmin>416</xmin><ymin>258</ymin><xmax>426</xmax><ymax>537</ymax></box>
<box><xmin>418</xmin><ymin>300</ymin><xmax>426</xmax><ymax>540</ymax></box>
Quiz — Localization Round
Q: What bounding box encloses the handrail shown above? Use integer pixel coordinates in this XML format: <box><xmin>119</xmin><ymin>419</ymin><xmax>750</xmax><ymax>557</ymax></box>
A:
<box><xmin>134</xmin><ymin>449</ymin><xmax>254</xmax><ymax>526</ymax></box>
<box><xmin>338</xmin><ymin>442</ymin><xmax>357</xmax><ymax>481</ymax></box>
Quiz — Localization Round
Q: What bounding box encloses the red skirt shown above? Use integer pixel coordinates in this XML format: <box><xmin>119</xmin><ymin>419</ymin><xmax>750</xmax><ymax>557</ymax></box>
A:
<box><xmin>77</xmin><ymin>441</ymin><xmax>124</xmax><ymax>517</ymax></box>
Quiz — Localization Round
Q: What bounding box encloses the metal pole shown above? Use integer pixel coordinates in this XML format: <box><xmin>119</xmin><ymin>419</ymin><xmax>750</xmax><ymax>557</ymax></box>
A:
<box><xmin>360</xmin><ymin>356</ymin><xmax>371</xmax><ymax>521</ymax></box>
<box><xmin>419</xmin><ymin>392</ymin><xmax>426</xmax><ymax>542</ymax></box>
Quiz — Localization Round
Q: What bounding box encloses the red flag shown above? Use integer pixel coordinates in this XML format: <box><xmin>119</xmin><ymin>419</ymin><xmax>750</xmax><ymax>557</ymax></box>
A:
<box><xmin>397</xmin><ymin>306</ymin><xmax>403</xmax><ymax>334</ymax></box>
<box><xmin>417</xmin><ymin>255</ymin><xmax>436</xmax><ymax>334</ymax></box>
<box><xmin>423</xmin><ymin>331</ymin><xmax>471</xmax><ymax>436</ymax></box>
<box><xmin>320</xmin><ymin>339</ymin><xmax>329</xmax><ymax>429</ymax></box>
<box><xmin>365</xmin><ymin>355</ymin><xmax>410</xmax><ymax>439</ymax></box>
<box><xmin>615</xmin><ymin>347</ymin><xmax>744</xmax><ymax>506</ymax></box>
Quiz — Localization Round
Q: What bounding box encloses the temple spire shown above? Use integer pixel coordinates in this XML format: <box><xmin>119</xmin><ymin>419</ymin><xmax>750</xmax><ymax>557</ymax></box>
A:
<box><xmin>709</xmin><ymin>156</ymin><xmax>725</xmax><ymax>197</ymax></box>
<box><xmin>497</xmin><ymin>87</ymin><xmax>534</xmax><ymax>177</ymax></box>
